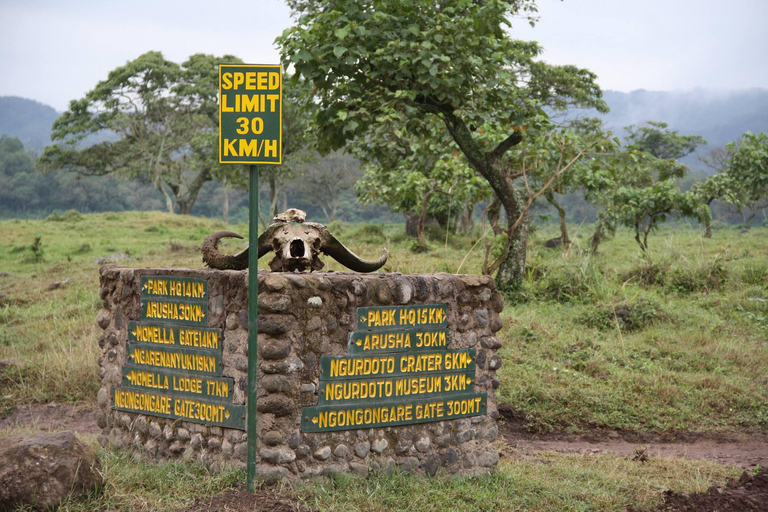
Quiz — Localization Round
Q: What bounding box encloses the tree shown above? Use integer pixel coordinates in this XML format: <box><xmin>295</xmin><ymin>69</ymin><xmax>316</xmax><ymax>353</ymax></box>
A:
<box><xmin>279</xmin><ymin>0</ymin><xmax>607</xmax><ymax>292</ymax></box>
<box><xmin>296</xmin><ymin>149</ymin><xmax>363</xmax><ymax>222</ymax></box>
<box><xmin>38</xmin><ymin>52</ymin><xmax>246</xmax><ymax>215</ymax></box>
<box><xmin>625</xmin><ymin>121</ymin><xmax>706</xmax><ymax>160</ymax></box>
<box><xmin>724</xmin><ymin>131</ymin><xmax>768</xmax><ymax>227</ymax></box>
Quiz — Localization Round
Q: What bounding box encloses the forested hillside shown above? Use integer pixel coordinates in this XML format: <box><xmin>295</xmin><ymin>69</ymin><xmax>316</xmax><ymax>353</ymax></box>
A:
<box><xmin>0</xmin><ymin>89</ymin><xmax>766</xmax><ymax>221</ymax></box>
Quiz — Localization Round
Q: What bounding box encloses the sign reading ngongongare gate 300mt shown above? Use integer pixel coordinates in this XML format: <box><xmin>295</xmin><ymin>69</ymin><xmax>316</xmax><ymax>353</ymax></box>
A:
<box><xmin>218</xmin><ymin>64</ymin><xmax>282</xmax><ymax>164</ymax></box>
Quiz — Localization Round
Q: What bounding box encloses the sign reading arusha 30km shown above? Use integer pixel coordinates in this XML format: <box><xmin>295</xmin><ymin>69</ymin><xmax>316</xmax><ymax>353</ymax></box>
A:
<box><xmin>219</xmin><ymin>64</ymin><xmax>282</xmax><ymax>164</ymax></box>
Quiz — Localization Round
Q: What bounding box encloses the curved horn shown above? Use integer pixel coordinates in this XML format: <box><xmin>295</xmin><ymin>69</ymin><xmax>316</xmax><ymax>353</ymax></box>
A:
<box><xmin>201</xmin><ymin>231</ymin><xmax>248</xmax><ymax>270</ymax></box>
<box><xmin>316</xmin><ymin>224</ymin><xmax>388</xmax><ymax>272</ymax></box>
<box><xmin>202</xmin><ymin>224</ymin><xmax>286</xmax><ymax>270</ymax></box>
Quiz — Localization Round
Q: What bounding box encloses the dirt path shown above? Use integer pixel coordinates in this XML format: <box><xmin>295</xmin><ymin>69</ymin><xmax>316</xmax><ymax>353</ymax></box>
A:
<box><xmin>3</xmin><ymin>403</ymin><xmax>767</xmax><ymax>472</ymax></box>
<box><xmin>500</xmin><ymin>419</ymin><xmax>768</xmax><ymax>471</ymax></box>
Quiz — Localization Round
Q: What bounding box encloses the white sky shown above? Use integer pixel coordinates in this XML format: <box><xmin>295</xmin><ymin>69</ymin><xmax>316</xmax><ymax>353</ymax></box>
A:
<box><xmin>1</xmin><ymin>0</ymin><xmax>767</xmax><ymax>112</ymax></box>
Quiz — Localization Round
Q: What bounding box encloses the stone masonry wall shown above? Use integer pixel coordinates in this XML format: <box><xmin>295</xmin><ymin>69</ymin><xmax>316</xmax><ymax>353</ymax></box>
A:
<box><xmin>96</xmin><ymin>266</ymin><xmax>504</xmax><ymax>483</ymax></box>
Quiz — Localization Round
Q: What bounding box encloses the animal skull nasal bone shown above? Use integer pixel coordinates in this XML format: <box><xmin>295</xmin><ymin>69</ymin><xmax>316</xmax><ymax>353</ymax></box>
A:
<box><xmin>289</xmin><ymin>239</ymin><xmax>306</xmax><ymax>258</ymax></box>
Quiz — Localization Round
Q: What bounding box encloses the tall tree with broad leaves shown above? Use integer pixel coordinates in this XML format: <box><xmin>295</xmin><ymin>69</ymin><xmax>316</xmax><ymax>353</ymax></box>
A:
<box><xmin>37</xmin><ymin>52</ymin><xmax>247</xmax><ymax>215</ymax></box>
<box><xmin>278</xmin><ymin>0</ymin><xmax>607</xmax><ymax>293</ymax></box>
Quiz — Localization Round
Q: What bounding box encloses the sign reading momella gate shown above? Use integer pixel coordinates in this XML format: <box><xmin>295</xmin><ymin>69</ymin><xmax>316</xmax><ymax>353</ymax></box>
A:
<box><xmin>219</xmin><ymin>64</ymin><xmax>282</xmax><ymax>164</ymax></box>
<box><xmin>302</xmin><ymin>304</ymin><xmax>487</xmax><ymax>433</ymax></box>
<box><xmin>111</xmin><ymin>275</ymin><xmax>245</xmax><ymax>430</ymax></box>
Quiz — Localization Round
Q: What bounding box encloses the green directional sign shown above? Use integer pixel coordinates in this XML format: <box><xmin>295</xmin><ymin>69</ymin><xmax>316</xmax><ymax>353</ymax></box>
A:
<box><xmin>356</xmin><ymin>304</ymin><xmax>448</xmax><ymax>331</ymax></box>
<box><xmin>302</xmin><ymin>392</ymin><xmax>487</xmax><ymax>433</ymax></box>
<box><xmin>317</xmin><ymin>371</ymin><xmax>475</xmax><ymax>405</ymax></box>
<box><xmin>140</xmin><ymin>276</ymin><xmax>207</xmax><ymax>302</ymax></box>
<box><xmin>319</xmin><ymin>348</ymin><xmax>476</xmax><ymax>381</ymax></box>
<box><xmin>348</xmin><ymin>327</ymin><xmax>451</xmax><ymax>354</ymax></box>
<box><xmin>126</xmin><ymin>343</ymin><xmax>223</xmax><ymax>375</ymax></box>
<box><xmin>219</xmin><ymin>64</ymin><xmax>282</xmax><ymax>164</ymax></box>
<box><xmin>121</xmin><ymin>366</ymin><xmax>235</xmax><ymax>400</ymax></box>
<box><xmin>128</xmin><ymin>321</ymin><xmax>221</xmax><ymax>350</ymax></box>
<box><xmin>140</xmin><ymin>298</ymin><xmax>208</xmax><ymax>327</ymax></box>
<box><xmin>112</xmin><ymin>386</ymin><xmax>245</xmax><ymax>430</ymax></box>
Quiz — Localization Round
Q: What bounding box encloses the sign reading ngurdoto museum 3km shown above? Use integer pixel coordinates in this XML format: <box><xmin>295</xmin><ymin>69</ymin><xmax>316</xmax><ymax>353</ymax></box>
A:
<box><xmin>219</xmin><ymin>64</ymin><xmax>282</xmax><ymax>164</ymax></box>
<box><xmin>302</xmin><ymin>304</ymin><xmax>487</xmax><ymax>432</ymax></box>
<box><xmin>111</xmin><ymin>275</ymin><xmax>246</xmax><ymax>430</ymax></box>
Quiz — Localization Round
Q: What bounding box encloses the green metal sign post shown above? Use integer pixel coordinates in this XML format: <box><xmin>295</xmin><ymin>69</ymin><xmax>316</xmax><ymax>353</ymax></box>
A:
<box><xmin>219</xmin><ymin>63</ymin><xmax>282</xmax><ymax>492</ymax></box>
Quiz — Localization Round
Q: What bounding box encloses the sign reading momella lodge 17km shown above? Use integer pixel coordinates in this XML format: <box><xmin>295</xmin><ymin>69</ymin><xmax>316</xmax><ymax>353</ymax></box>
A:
<box><xmin>219</xmin><ymin>64</ymin><xmax>282</xmax><ymax>164</ymax></box>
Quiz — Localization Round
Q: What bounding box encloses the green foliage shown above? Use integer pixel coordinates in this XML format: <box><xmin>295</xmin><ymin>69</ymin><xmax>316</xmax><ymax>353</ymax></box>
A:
<box><xmin>20</xmin><ymin>234</ymin><xmax>44</xmax><ymax>263</ymax></box>
<box><xmin>625</xmin><ymin>121</ymin><xmax>706</xmax><ymax>160</ymax></box>
<box><xmin>37</xmin><ymin>52</ymin><xmax>248</xmax><ymax>215</ymax></box>
<box><xmin>279</xmin><ymin>0</ymin><xmax>607</xmax><ymax>290</ymax></box>
<box><xmin>577</xmin><ymin>297</ymin><xmax>666</xmax><ymax>332</ymax></box>
<box><xmin>45</xmin><ymin>209</ymin><xmax>84</xmax><ymax>222</ymax></box>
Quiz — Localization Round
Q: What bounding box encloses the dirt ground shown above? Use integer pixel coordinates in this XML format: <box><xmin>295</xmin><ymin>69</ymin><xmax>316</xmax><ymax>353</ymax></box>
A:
<box><xmin>3</xmin><ymin>403</ymin><xmax>768</xmax><ymax>511</ymax></box>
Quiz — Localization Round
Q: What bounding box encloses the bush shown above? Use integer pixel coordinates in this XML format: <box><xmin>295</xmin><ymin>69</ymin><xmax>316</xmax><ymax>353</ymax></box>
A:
<box><xmin>20</xmin><ymin>234</ymin><xmax>44</xmax><ymax>263</ymax></box>
<box><xmin>577</xmin><ymin>297</ymin><xmax>667</xmax><ymax>332</ymax></box>
<box><xmin>353</xmin><ymin>223</ymin><xmax>386</xmax><ymax>244</ymax></box>
<box><xmin>742</xmin><ymin>264</ymin><xmax>768</xmax><ymax>287</ymax></box>
<box><xmin>531</xmin><ymin>255</ymin><xmax>609</xmax><ymax>303</ymax></box>
<box><xmin>45</xmin><ymin>209</ymin><xmax>83</xmax><ymax>222</ymax></box>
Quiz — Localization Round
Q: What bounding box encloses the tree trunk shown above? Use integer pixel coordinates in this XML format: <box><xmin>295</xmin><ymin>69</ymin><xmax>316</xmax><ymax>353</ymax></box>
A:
<box><xmin>415</xmin><ymin>187</ymin><xmax>435</xmax><ymax>252</ymax></box>
<box><xmin>176</xmin><ymin>168</ymin><xmax>210</xmax><ymax>215</ymax></box>
<box><xmin>545</xmin><ymin>191</ymin><xmax>570</xmax><ymax>245</ymax></box>
<box><xmin>405</xmin><ymin>212</ymin><xmax>419</xmax><ymax>238</ymax></box>
<box><xmin>435</xmin><ymin>103</ymin><xmax>528</xmax><ymax>292</ymax></box>
<box><xmin>156</xmin><ymin>180</ymin><xmax>175</xmax><ymax>213</ymax></box>
<box><xmin>590</xmin><ymin>223</ymin><xmax>602</xmax><ymax>254</ymax></box>
<box><xmin>485</xmin><ymin>197</ymin><xmax>503</xmax><ymax>236</ymax></box>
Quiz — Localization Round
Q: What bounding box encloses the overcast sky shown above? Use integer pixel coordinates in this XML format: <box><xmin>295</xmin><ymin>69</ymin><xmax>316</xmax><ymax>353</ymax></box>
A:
<box><xmin>1</xmin><ymin>0</ymin><xmax>767</xmax><ymax>112</ymax></box>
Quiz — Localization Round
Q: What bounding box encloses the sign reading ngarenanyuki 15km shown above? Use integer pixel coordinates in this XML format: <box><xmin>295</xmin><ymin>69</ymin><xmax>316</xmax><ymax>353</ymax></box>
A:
<box><xmin>218</xmin><ymin>64</ymin><xmax>282</xmax><ymax>164</ymax></box>
<box><xmin>301</xmin><ymin>304</ymin><xmax>487</xmax><ymax>432</ymax></box>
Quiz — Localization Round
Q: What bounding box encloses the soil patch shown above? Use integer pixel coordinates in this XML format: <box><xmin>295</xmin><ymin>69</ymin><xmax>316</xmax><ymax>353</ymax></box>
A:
<box><xmin>0</xmin><ymin>403</ymin><xmax>101</xmax><ymax>436</ymax></box>
<box><xmin>499</xmin><ymin>405</ymin><xmax>768</xmax><ymax>471</ymax></box>
<box><xmin>184</xmin><ymin>484</ymin><xmax>310</xmax><ymax>512</ymax></box>
<box><xmin>644</xmin><ymin>467</ymin><xmax>768</xmax><ymax>511</ymax></box>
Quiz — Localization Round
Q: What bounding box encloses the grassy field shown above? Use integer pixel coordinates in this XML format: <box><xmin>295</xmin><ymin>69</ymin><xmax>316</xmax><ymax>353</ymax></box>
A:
<box><xmin>1</xmin><ymin>211</ymin><xmax>766</xmax><ymax>510</ymax></box>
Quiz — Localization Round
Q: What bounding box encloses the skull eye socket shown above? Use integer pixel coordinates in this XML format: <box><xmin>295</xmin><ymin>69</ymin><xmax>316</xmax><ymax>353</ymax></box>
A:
<box><xmin>290</xmin><ymin>239</ymin><xmax>305</xmax><ymax>258</ymax></box>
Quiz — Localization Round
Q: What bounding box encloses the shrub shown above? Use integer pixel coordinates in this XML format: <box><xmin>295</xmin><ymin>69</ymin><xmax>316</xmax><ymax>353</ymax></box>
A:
<box><xmin>577</xmin><ymin>297</ymin><xmax>666</xmax><ymax>332</ymax></box>
<box><xmin>532</xmin><ymin>256</ymin><xmax>608</xmax><ymax>303</ymax></box>
<box><xmin>45</xmin><ymin>209</ymin><xmax>83</xmax><ymax>222</ymax></box>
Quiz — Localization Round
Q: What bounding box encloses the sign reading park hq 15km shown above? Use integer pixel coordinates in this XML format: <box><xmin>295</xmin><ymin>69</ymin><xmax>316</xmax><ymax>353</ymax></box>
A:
<box><xmin>301</xmin><ymin>304</ymin><xmax>487</xmax><ymax>433</ymax></box>
<box><xmin>218</xmin><ymin>64</ymin><xmax>282</xmax><ymax>164</ymax></box>
<box><xmin>111</xmin><ymin>275</ymin><xmax>246</xmax><ymax>430</ymax></box>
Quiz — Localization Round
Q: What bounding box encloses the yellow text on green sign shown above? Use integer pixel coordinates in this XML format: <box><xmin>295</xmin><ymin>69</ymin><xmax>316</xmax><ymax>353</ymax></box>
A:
<box><xmin>218</xmin><ymin>64</ymin><xmax>282</xmax><ymax>164</ymax></box>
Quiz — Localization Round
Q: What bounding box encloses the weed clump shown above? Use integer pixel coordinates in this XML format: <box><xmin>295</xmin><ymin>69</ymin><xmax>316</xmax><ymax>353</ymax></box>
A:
<box><xmin>20</xmin><ymin>234</ymin><xmax>44</xmax><ymax>263</ymax></box>
<box><xmin>531</xmin><ymin>257</ymin><xmax>609</xmax><ymax>303</ymax></box>
<box><xmin>354</xmin><ymin>223</ymin><xmax>386</xmax><ymax>243</ymax></box>
<box><xmin>577</xmin><ymin>297</ymin><xmax>667</xmax><ymax>332</ymax></box>
<box><xmin>144</xmin><ymin>223</ymin><xmax>169</xmax><ymax>234</ymax></box>
<box><xmin>45</xmin><ymin>209</ymin><xmax>83</xmax><ymax>222</ymax></box>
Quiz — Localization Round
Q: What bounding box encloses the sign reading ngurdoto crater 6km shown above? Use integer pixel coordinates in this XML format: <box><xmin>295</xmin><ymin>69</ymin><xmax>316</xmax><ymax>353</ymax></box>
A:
<box><xmin>219</xmin><ymin>63</ymin><xmax>282</xmax><ymax>165</ymax></box>
<box><xmin>111</xmin><ymin>275</ymin><xmax>246</xmax><ymax>430</ymax></box>
<box><xmin>301</xmin><ymin>304</ymin><xmax>487</xmax><ymax>433</ymax></box>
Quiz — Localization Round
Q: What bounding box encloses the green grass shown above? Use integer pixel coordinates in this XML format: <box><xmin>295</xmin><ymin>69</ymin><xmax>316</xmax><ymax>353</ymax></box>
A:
<box><xmin>2</xmin><ymin>213</ymin><xmax>765</xmax><ymax>510</ymax></box>
<box><xmin>30</xmin><ymin>444</ymin><xmax>739</xmax><ymax>512</ymax></box>
<box><xmin>1</xmin><ymin>213</ymin><xmax>767</xmax><ymax>434</ymax></box>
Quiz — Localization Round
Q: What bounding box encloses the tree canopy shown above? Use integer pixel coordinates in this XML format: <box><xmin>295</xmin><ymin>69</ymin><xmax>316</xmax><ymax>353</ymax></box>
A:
<box><xmin>38</xmin><ymin>52</ymin><xmax>247</xmax><ymax>214</ymax></box>
<box><xmin>279</xmin><ymin>0</ymin><xmax>607</xmax><ymax>291</ymax></box>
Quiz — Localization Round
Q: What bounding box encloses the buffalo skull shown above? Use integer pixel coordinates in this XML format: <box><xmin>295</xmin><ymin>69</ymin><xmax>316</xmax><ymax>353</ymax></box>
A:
<box><xmin>201</xmin><ymin>211</ymin><xmax>387</xmax><ymax>273</ymax></box>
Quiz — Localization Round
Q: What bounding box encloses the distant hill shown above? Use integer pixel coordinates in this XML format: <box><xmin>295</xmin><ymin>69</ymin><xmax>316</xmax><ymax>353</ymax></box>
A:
<box><xmin>596</xmin><ymin>88</ymin><xmax>768</xmax><ymax>170</ymax></box>
<box><xmin>0</xmin><ymin>96</ymin><xmax>60</xmax><ymax>153</ymax></box>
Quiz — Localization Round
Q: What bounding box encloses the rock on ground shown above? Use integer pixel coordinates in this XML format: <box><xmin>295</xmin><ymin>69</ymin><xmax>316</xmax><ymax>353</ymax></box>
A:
<box><xmin>0</xmin><ymin>430</ymin><xmax>103</xmax><ymax>510</ymax></box>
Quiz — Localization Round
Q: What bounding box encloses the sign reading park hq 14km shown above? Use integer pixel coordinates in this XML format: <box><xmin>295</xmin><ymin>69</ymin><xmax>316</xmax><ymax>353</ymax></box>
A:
<box><xmin>218</xmin><ymin>64</ymin><xmax>282</xmax><ymax>164</ymax></box>
<box><xmin>111</xmin><ymin>275</ymin><xmax>246</xmax><ymax>430</ymax></box>
<box><xmin>301</xmin><ymin>304</ymin><xmax>487</xmax><ymax>433</ymax></box>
